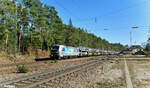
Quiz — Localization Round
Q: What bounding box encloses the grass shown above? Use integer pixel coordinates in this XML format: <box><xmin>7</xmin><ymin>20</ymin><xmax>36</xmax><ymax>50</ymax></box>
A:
<box><xmin>97</xmin><ymin>82</ymin><xmax>104</xmax><ymax>88</ymax></box>
<box><xmin>116</xmin><ymin>60</ymin><xmax>120</xmax><ymax>64</ymax></box>
<box><xmin>46</xmin><ymin>60</ymin><xmax>58</xmax><ymax>64</ymax></box>
<box><xmin>50</xmin><ymin>59</ymin><xmax>58</xmax><ymax>63</ymax></box>
<box><xmin>16</xmin><ymin>64</ymin><xmax>30</xmax><ymax>73</ymax></box>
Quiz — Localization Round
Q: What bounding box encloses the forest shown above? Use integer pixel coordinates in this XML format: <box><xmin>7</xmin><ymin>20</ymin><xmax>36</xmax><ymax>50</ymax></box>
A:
<box><xmin>0</xmin><ymin>0</ymin><xmax>125</xmax><ymax>56</ymax></box>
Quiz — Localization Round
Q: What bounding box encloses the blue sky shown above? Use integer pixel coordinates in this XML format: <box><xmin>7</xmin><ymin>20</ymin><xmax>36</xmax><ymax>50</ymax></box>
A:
<box><xmin>41</xmin><ymin>0</ymin><xmax>150</xmax><ymax>46</ymax></box>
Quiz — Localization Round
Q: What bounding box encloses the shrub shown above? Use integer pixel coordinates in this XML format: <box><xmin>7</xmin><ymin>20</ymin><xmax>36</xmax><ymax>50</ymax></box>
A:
<box><xmin>16</xmin><ymin>64</ymin><xmax>29</xmax><ymax>73</ymax></box>
<box><xmin>97</xmin><ymin>82</ymin><xmax>104</xmax><ymax>88</ymax></box>
<box><xmin>49</xmin><ymin>60</ymin><xmax>58</xmax><ymax>63</ymax></box>
<box><xmin>116</xmin><ymin>60</ymin><xmax>120</xmax><ymax>64</ymax></box>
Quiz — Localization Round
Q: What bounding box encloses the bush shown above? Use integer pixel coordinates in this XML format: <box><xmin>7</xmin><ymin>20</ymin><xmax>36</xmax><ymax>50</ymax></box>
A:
<box><xmin>16</xmin><ymin>64</ymin><xmax>29</xmax><ymax>73</ymax></box>
<box><xmin>97</xmin><ymin>82</ymin><xmax>104</xmax><ymax>88</ymax></box>
<box><xmin>50</xmin><ymin>60</ymin><xmax>58</xmax><ymax>63</ymax></box>
<box><xmin>116</xmin><ymin>60</ymin><xmax>120</xmax><ymax>64</ymax></box>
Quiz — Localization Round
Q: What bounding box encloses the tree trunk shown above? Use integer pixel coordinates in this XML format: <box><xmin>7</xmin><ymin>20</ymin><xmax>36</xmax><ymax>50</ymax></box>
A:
<box><xmin>18</xmin><ymin>2</ymin><xmax>23</xmax><ymax>52</ymax></box>
<box><xmin>29</xmin><ymin>24</ymin><xmax>33</xmax><ymax>44</ymax></box>
<box><xmin>5</xmin><ymin>31</ymin><xmax>8</xmax><ymax>52</ymax></box>
<box><xmin>40</xmin><ymin>27</ymin><xmax>42</xmax><ymax>50</ymax></box>
<box><xmin>18</xmin><ymin>26</ymin><xmax>21</xmax><ymax>52</ymax></box>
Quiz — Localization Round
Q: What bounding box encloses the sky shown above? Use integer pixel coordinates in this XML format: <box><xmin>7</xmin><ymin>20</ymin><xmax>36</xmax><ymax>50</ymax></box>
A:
<box><xmin>41</xmin><ymin>0</ymin><xmax>150</xmax><ymax>46</ymax></box>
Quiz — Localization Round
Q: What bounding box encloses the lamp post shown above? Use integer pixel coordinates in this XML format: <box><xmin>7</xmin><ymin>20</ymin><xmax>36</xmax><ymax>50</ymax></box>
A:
<box><xmin>131</xmin><ymin>26</ymin><xmax>150</xmax><ymax>45</ymax></box>
<box><xmin>130</xmin><ymin>31</ymin><xmax>132</xmax><ymax>46</ymax></box>
<box><xmin>130</xmin><ymin>26</ymin><xmax>140</xmax><ymax>46</ymax></box>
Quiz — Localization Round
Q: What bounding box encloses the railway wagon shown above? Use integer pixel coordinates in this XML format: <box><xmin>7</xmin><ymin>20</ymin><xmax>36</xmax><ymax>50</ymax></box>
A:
<box><xmin>78</xmin><ymin>46</ymin><xmax>88</xmax><ymax>57</ymax></box>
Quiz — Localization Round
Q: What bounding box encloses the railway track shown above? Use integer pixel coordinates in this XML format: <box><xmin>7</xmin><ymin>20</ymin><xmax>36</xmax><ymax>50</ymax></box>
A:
<box><xmin>0</xmin><ymin>58</ymin><xmax>113</xmax><ymax>88</ymax></box>
<box><xmin>0</xmin><ymin>61</ymin><xmax>49</xmax><ymax>75</ymax></box>
<box><xmin>0</xmin><ymin>56</ymin><xmax>109</xmax><ymax>75</ymax></box>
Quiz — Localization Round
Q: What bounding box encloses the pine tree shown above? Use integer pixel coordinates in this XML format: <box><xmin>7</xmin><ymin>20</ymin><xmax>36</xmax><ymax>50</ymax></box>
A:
<box><xmin>0</xmin><ymin>0</ymin><xmax>125</xmax><ymax>57</ymax></box>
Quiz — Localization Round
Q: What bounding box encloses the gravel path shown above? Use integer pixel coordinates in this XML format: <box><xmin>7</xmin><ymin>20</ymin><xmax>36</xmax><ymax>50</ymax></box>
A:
<box><xmin>124</xmin><ymin>59</ymin><xmax>133</xmax><ymax>88</ymax></box>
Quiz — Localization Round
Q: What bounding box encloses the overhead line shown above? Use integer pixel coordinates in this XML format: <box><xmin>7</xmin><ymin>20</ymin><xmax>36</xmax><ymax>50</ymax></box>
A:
<box><xmin>42</xmin><ymin>0</ymin><xmax>150</xmax><ymax>22</ymax></box>
<box><xmin>98</xmin><ymin>0</ymin><xmax>150</xmax><ymax>18</ymax></box>
<box><xmin>53</xmin><ymin>0</ymin><xmax>81</xmax><ymax>21</ymax></box>
<box><xmin>52</xmin><ymin>0</ymin><xmax>92</xmax><ymax>31</ymax></box>
<box><xmin>68</xmin><ymin>0</ymin><xmax>150</xmax><ymax>22</ymax></box>
<box><xmin>70</xmin><ymin>0</ymin><xmax>80</xmax><ymax>9</ymax></box>
<box><xmin>41</xmin><ymin>0</ymin><xmax>85</xmax><ymax>22</ymax></box>
<box><xmin>41</xmin><ymin>0</ymin><xmax>150</xmax><ymax>33</ymax></box>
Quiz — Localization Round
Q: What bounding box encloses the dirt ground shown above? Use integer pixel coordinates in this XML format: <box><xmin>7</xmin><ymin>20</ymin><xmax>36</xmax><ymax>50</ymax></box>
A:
<box><xmin>127</xmin><ymin>60</ymin><xmax>150</xmax><ymax>88</ymax></box>
<box><xmin>96</xmin><ymin>60</ymin><xmax>126</xmax><ymax>88</ymax></box>
<box><xmin>97</xmin><ymin>58</ymin><xmax>150</xmax><ymax>88</ymax></box>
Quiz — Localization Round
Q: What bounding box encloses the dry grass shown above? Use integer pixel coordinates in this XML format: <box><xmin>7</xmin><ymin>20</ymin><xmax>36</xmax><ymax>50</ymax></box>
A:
<box><xmin>120</xmin><ymin>55</ymin><xmax>147</xmax><ymax>58</ymax></box>
<box><xmin>0</xmin><ymin>51</ymin><xmax>35</xmax><ymax>65</ymax></box>
<box><xmin>144</xmin><ymin>79</ymin><xmax>150</xmax><ymax>82</ymax></box>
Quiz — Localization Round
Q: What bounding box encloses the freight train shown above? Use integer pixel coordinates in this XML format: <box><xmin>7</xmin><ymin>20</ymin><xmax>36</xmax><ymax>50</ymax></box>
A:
<box><xmin>50</xmin><ymin>45</ymin><xmax>119</xmax><ymax>59</ymax></box>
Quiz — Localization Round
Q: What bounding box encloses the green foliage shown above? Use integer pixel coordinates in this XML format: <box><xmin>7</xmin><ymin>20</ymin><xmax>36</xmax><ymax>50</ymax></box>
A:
<box><xmin>145</xmin><ymin>38</ymin><xmax>150</xmax><ymax>52</ymax></box>
<box><xmin>144</xmin><ymin>38</ymin><xmax>150</xmax><ymax>55</ymax></box>
<box><xmin>97</xmin><ymin>82</ymin><xmax>104</xmax><ymax>88</ymax></box>
<box><xmin>51</xmin><ymin>59</ymin><xmax>58</xmax><ymax>63</ymax></box>
<box><xmin>145</xmin><ymin>44</ymin><xmax>150</xmax><ymax>51</ymax></box>
<box><xmin>16</xmin><ymin>64</ymin><xmax>30</xmax><ymax>73</ymax></box>
<box><xmin>116</xmin><ymin>60</ymin><xmax>120</xmax><ymax>64</ymax></box>
<box><xmin>0</xmin><ymin>0</ymin><xmax>125</xmax><ymax>56</ymax></box>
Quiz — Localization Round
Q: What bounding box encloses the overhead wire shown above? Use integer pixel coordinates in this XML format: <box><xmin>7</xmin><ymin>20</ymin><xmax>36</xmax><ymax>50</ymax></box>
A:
<box><xmin>53</xmin><ymin>0</ymin><xmax>93</xmax><ymax>30</ymax></box>
<box><xmin>41</xmin><ymin>0</ymin><xmax>150</xmax><ymax>22</ymax></box>
<box><xmin>70</xmin><ymin>0</ymin><xmax>81</xmax><ymax>10</ymax></box>
<box><xmin>53</xmin><ymin>0</ymin><xmax>81</xmax><ymax>21</ymax></box>
<box><xmin>40</xmin><ymin>0</ymin><xmax>150</xmax><ymax>32</ymax></box>
<box><xmin>40</xmin><ymin>0</ymin><xmax>89</xmax><ymax>30</ymax></box>
<box><xmin>67</xmin><ymin>0</ymin><xmax>150</xmax><ymax>23</ymax></box>
<box><xmin>97</xmin><ymin>0</ymin><xmax>150</xmax><ymax>18</ymax></box>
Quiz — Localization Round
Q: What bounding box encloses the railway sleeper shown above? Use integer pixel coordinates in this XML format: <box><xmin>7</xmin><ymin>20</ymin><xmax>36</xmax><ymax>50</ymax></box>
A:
<box><xmin>0</xmin><ymin>59</ymin><xmax>112</xmax><ymax>88</ymax></box>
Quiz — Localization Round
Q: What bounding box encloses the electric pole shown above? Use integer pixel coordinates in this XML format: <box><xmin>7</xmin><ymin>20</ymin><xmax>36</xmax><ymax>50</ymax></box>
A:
<box><xmin>130</xmin><ymin>31</ymin><xmax>132</xmax><ymax>47</ymax></box>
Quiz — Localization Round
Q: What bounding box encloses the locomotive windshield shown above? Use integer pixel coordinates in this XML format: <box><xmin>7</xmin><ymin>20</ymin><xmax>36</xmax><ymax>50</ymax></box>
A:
<box><xmin>51</xmin><ymin>46</ymin><xmax>59</xmax><ymax>52</ymax></box>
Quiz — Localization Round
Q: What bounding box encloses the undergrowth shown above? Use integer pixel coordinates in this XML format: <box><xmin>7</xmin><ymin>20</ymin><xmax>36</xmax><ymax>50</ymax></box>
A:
<box><xmin>16</xmin><ymin>64</ymin><xmax>30</xmax><ymax>73</ymax></box>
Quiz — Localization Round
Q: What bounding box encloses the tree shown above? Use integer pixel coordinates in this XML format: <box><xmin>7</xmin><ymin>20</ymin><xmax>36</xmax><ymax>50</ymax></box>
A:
<box><xmin>69</xmin><ymin>18</ymin><xmax>73</xmax><ymax>28</ymax></box>
<box><xmin>145</xmin><ymin>38</ymin><xmax>150</xmax><ymax>51</ymax></box>
<box><xmin>0</xmin><ymin>0</ymin><xmax>17</xmax><ymax>54</ymax></box>
<box><xmin>0</xmin><ymin>0</ymin><xmax>125</xmax><ymax>57</ymax></box>
<box><xmin>65</xmin><ymin>18</ymin><xmax>73</xmax><ymax>46</ymax></box>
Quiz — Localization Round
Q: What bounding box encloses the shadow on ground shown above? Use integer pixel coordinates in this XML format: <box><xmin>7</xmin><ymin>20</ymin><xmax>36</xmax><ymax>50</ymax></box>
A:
<box><xmin>35</xmin><ymin>58</ymin><xmax>51</xmax><ymax>61</ymax></box>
